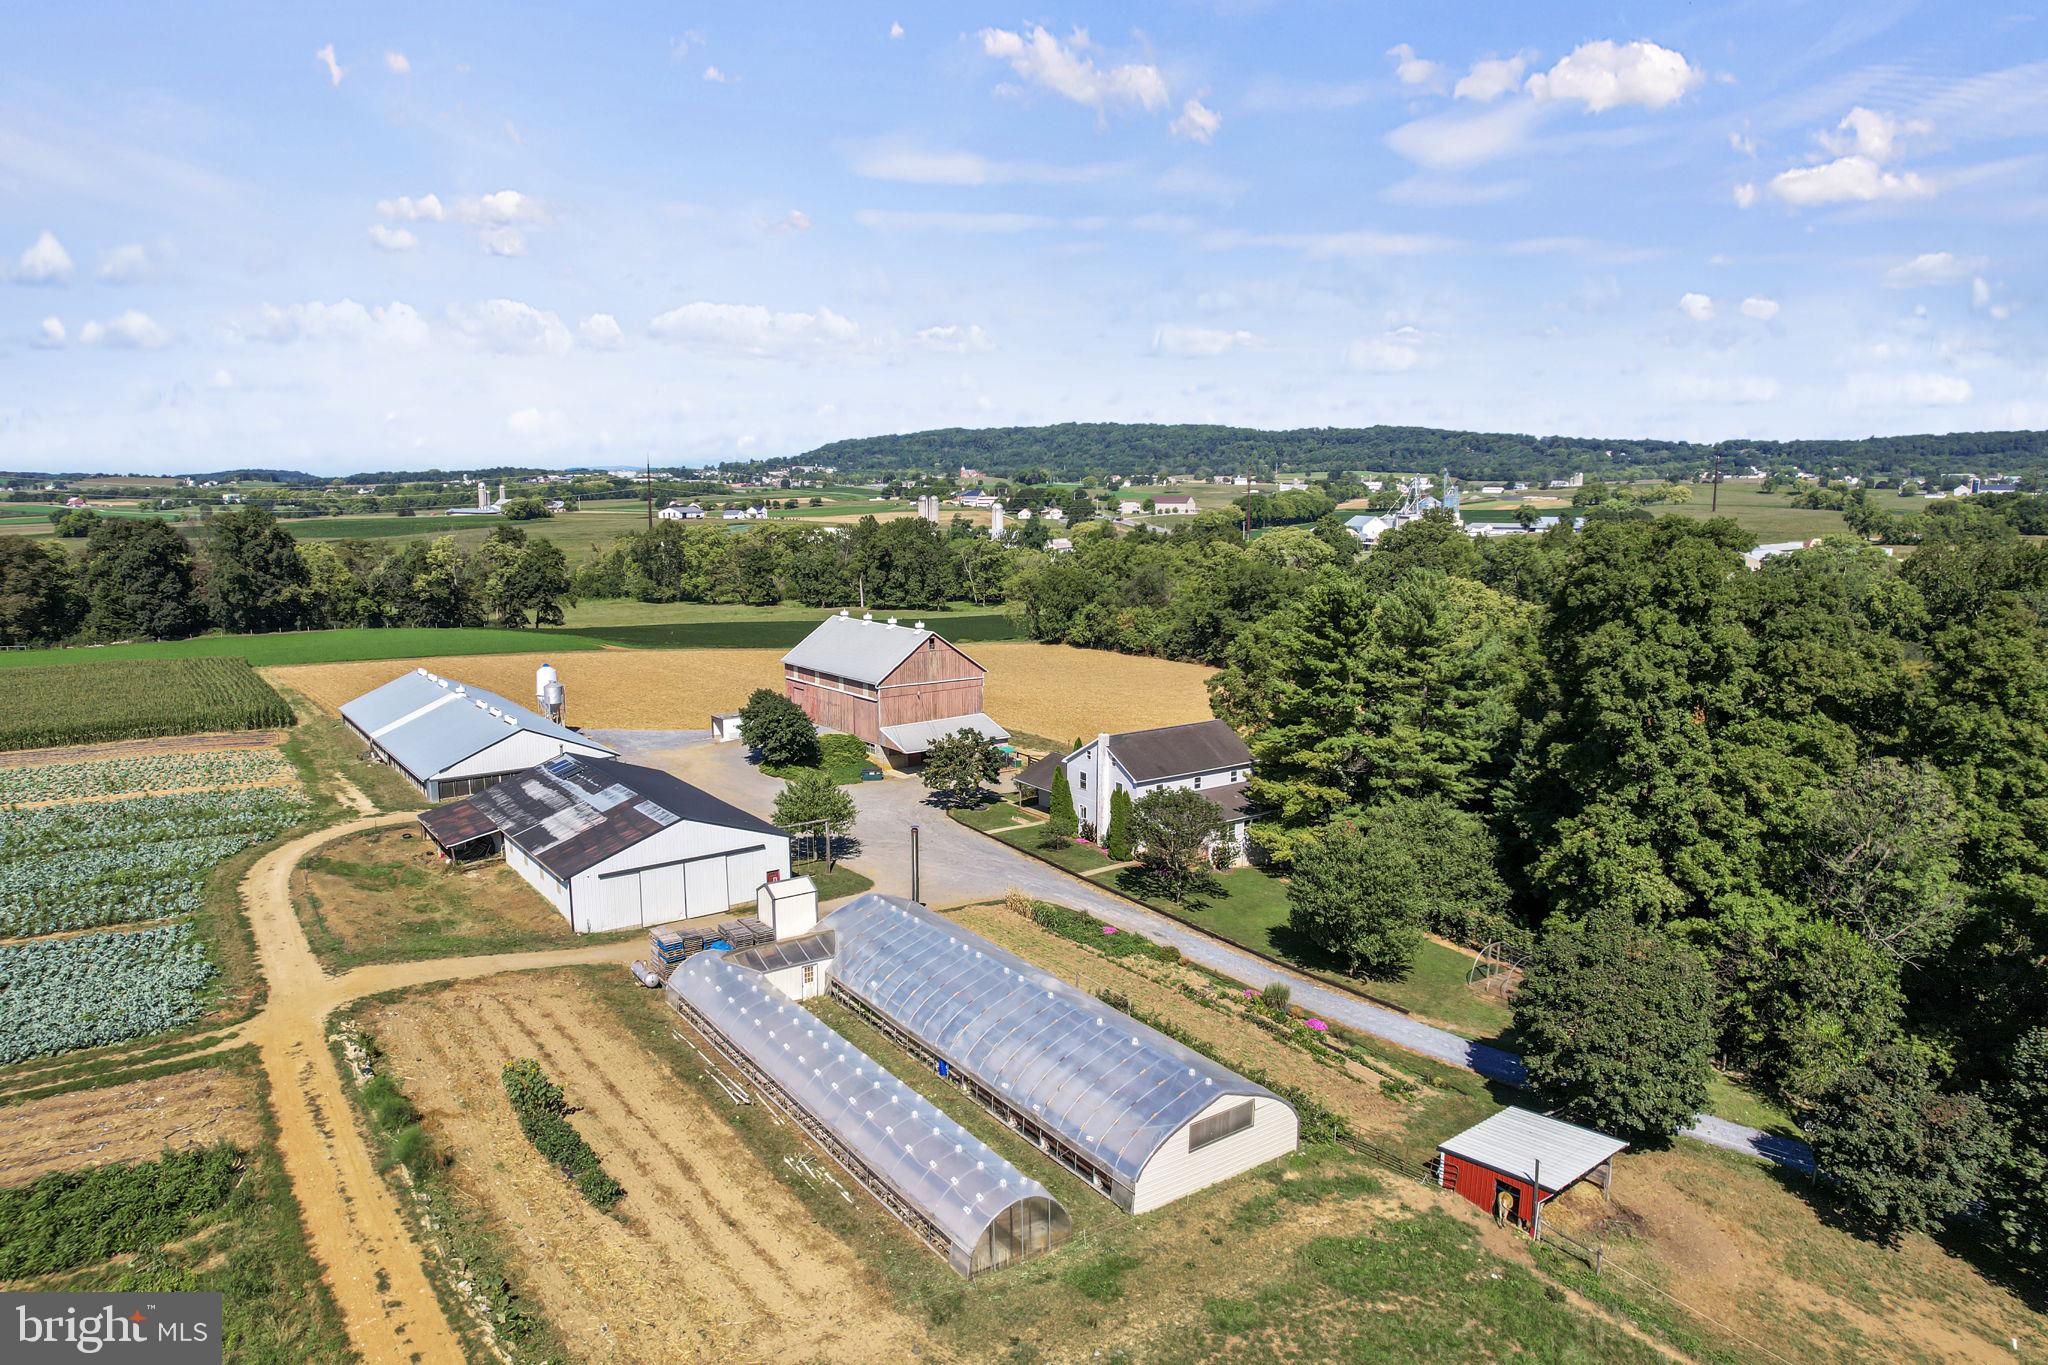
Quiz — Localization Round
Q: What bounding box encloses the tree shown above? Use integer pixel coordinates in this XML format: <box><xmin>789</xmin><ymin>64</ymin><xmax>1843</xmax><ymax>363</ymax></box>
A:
<box><xmin>0</xmin><ymin>537</ymin><xmax>79</xmax><ymax>645</ymax></box>
<box><xmin>1985</xmin><ymin>1028</ymin><xmax>2048</xmax><ymax>1271</ymax></box>
<box><xmin>1515</xmin><ymin>906</ymin><xmax>1716</xmax><ymax>1140</ymax></box>
<box><xmin>501</xmin><ymin>496</ymin><xmax>552</xmax><ymax>521</ymax></box>
<box><xmin>48</xmin><ymin>508</ymin><xmax>100</xmax><ymax>537</ymax></box>
<box><xmin>773</xmin><ymin>768</ymin><xmax>858</xmax><ymax>869</ymax></box>
<box><xmin>920</xmin><ymin>729</ymin><xmax>1005</xmax><ymax>807</ymax></box>
<box><xmin>1801</xmin><ymin>759</ymin><xmax>1964</xmax><ymax>967</ymax></box>
<box><xmin>204</xmin><ymin>506</ymin><xmax>308</xmax><ymax>634</ymax></box>
<box><xmin>738</xmin><ymin>688</ymin><xmax>821</xmax><ymax>768</ymax></box>
<box><xmin>1046</xmin><ymin>765</ymin><xmax>1078</xmax><ymax>840</ymax></box>
<box><xmin>1286</xmin><ymin>820</ymin><xmax>1423</xmax><ymax>978</ymax></box>
<box><xmin>80</xmin><ymin>517</ymin><xmax>204</xmax><ymax>642</ymax></box>
<box><xmin>1104</xmin><ymin>786</ymin><xmax>1133</xmax><ymax>860</ymax></box>
<box><xmin>1801</xmin><ymin>1041</ymin><xmax>1996</xmax><ymax>1244</ymax></box>
<box><xmin>491</xmin><ymin>539</ymin><xmax>573</xmax><ymax>627</ymax></box>
<box><xmin>1129</xmin><ymin>786</ymin><xmax>1226</xmax><ymax>903</ymax></box>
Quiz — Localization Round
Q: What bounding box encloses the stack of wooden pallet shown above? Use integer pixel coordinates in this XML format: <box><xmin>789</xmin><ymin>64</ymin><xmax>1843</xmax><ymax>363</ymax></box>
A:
<box><xmin>648</xmin><ymin>927</ymin><xmax>698</xmax><ymax>981</ymax></box>
<box><xmin>715</xmin><ymin>917</ymin><xmax>775</xmax><ymax>949</ymax></box>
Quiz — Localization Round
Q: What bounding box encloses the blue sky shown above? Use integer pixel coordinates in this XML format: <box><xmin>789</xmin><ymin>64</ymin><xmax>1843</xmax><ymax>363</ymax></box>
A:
<box><xmin>3</xmin><ymin>2</ymin><xmax>2045</xmax><ymax>473</ymax></box>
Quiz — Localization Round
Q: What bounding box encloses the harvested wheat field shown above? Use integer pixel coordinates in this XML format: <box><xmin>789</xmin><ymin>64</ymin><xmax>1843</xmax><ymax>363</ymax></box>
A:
<box><xmin>360</xmin><ymin>970</ymin><xmax>930</xmax><ymax>1364</ymax></box>
<box><xmin>269</xmin><ymin>641</ymin><xmax>1216</xmax><ymax>741</ymax></box>
<box><xmin>0</xmin><ymin>1064</ymin><xmax>264</xmax><ymax>1187</ymax></box>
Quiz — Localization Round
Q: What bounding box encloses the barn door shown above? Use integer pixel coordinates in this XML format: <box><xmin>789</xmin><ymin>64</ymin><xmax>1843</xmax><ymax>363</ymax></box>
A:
<box><xmin>684</xmin><ymin>856</ymin><xmax>727</xmax><ymax>918</ymax></box>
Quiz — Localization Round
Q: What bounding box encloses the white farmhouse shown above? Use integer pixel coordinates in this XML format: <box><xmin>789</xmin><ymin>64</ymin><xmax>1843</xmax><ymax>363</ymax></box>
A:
<box><xmin>1017</xmin><ymin>719</ymin><xmax>1258</xmax><ymax>865</ymax></box>
<box><xmin>419</xmin><ymin>753</ymin><xmax>791</xmax><ymax>932</ymax></box>
<box><xmin>1151</xmin><ymin>494</ymin><xmax>1198</xmax><ymax>515</ymax></box>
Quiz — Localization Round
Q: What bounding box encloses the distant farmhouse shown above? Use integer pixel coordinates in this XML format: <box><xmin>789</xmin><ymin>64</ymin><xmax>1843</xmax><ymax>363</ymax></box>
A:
<box><xmin>781</xmin><ymin>612</ymin><xmax>1007</xmax><ymax>761</ymax></box>
<box><xmin>1019</xmin><ymin>719</ymin><xmax>1258</xmax><ymax>865</ymax></box>
<box><xmin>340</xmin><ymin>667</ymin><xmax>614</xmax><ymax>800</ymax></box>
<box><xmin>420</xmin><ymin>754</ymin><xmax>790</xmax><ymax>932</ymax></box>
<box><xmin>1150</xmin><ymin>494</ymin><xmax>1198</xmax><ymax>515</ymax></box>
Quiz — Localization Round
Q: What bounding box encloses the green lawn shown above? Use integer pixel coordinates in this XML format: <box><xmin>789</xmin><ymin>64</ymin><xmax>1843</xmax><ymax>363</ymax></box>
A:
<box><xmin>791</xmin><ymin>860</ymin><xmax>874</xmax><ymax>901</ymax></box>
<box><xmin>0</xmin><ymin>626</ymin><xmax>608</xmax><ymax>670</ymax></box>
<box><xmin>955</xmin><ymin>805</ymin><xmax>1122</xmax><ymax>874</ymax></box>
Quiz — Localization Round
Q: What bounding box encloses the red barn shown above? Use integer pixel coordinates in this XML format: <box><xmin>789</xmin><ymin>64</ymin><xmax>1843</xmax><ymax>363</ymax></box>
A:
<box><xmin>1436</xmin><ymin>1107</ymin><xmax>1626</xmax><ymax>1232</ymax></box>
<box><xmin>781</xmin><ymin>611</ymin><xmax>1008</xmax><ymax>760</ymax></box>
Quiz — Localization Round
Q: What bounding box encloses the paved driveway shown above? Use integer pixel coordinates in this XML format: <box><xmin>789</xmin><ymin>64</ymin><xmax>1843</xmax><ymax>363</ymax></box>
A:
<box><xmin>591</xmin><ymin>728</ymin><xmax>1813</xmax><ymax>1172</ymax></box>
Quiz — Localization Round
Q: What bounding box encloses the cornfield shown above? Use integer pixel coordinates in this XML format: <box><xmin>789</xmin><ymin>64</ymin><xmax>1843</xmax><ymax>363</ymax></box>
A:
<box><xmin>0</xmin><ymin>658</ymin><xmax>295</xmax><ymax>752</ymax></box>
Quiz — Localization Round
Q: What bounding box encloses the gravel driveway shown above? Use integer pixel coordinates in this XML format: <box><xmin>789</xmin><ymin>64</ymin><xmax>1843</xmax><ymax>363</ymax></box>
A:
<box><xmin>591</xmin><ymin>728</ymin><xmax>1814</xmax><ymax>1172</ymax></box>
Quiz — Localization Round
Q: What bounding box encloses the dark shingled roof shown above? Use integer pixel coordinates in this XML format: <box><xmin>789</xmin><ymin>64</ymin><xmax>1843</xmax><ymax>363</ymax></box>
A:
<box><xmin>1199</xmin><ymin>781</ymin><xmax>1256</xmax><ymax>822</ymax></box>
<box><xmin>434</xmin><ymin>754</ymin><xmax>784</xmax><ymax>880</ymax></box>
<box><xmin>1015</xmin><ymin>751</ymin><xmax>1062</xmax><ymax>792</ymax></box>
<box><xmin>1104</xmin><ymin>719</ymin><xmax>1250</xmax><ymax>784</ymax></box>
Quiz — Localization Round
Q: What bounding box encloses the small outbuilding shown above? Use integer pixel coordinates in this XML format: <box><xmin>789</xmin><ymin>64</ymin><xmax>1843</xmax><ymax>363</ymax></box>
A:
<box><xmin>418</xmin><ymin>754</ymin><xmax>790</xmax><ymax>932</ymax></box>
<box><xmin>340</xmin><ymin>667</ymin><xmax>614</xmax><ymax>800</ymax></box>
<box><xmin>1436</xmin><ymin>1107</ymin><xmax>1627</xmax><ymax>1232</ymax></box>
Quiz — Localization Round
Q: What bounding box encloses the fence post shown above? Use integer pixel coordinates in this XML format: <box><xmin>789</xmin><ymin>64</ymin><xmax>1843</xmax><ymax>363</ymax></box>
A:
<box><xmin>1594</xmin><ymin>1245</ymin><xmax>1604</xmax><ymax>1277</ymax></box>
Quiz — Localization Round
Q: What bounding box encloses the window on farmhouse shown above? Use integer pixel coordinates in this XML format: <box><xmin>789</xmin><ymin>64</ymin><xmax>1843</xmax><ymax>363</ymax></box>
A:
<box><xmin>1189</xmin><ymin>1101</ymin><xmax>1254</xmax><ymax>1151</ymax></box>
<box><xmin>1079</xmin><ymin>772</ymin><xmax>1087</xmax><ymax>789</ymax></box>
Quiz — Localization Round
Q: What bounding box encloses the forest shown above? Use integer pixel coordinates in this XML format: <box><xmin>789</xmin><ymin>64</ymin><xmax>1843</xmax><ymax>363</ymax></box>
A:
<box><xmin>793</xmin><ymin>421</ymin><xmax>2048</xmax><ymax>487</ymax></box>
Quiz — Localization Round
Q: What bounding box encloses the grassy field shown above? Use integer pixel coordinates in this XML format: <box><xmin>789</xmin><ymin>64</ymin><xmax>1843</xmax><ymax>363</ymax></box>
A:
<box><xmin>0</xmin><ymin>626</ymin><xmax>609</xmax><ymax>671</ymax></box>
<box><xmin>272</xmin><ymin>641</ymin><xmax>1220</xmax><ymax>745</ymax></box>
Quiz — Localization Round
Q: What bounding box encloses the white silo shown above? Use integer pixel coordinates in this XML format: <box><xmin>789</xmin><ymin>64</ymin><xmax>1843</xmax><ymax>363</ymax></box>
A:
<box><xmin>535</xmin><ymin>663</ymin><xmax>564</xmax><ymax>722</ymax></box>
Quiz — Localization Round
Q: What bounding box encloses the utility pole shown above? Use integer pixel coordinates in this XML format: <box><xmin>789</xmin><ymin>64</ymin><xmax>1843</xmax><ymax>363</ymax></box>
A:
<box><xmin>1711</xmin><ymin>452</ymin><xmax>1722</xmax><ymax>513</ymax></box>
<box><xmin>644</xmin><ymin>457</ymin><xmax>653</xmax><ymax>530</ymax></box>
<box><xmin>909</xmin><ymin>824</ymin><xmax>921</xmax><ymax>902</ymax></box>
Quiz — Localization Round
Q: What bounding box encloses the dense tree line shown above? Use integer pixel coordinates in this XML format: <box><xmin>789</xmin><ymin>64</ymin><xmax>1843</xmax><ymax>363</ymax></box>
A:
<box><xmin>1189</xmin><ymin>508</ymin><xmax>2048</xmax><ymax>1271</ymax></box>
<box><xmin>0</xmin><ymin>508</ymin><xmax>572</xmax><ymax>645</ymax></box>
<box><xmin>791</xmin><ymin>422</ymin><xmax>2048</xmax><ymax>488</ymax></box>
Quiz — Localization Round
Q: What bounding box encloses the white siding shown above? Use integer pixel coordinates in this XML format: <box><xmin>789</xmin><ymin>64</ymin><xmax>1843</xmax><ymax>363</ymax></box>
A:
<box><xmin>762</xmin><ymin>960</ymin><xmax>831</xmax><ymax>1000</ymax></box>
<box><xmin>506</xmin><ymin>841</ymin><xmax>569</xmax><ymax>917</ymax></box>
<box><xmin>579</xmin><ymin>869</ymin><xmax>644</xmax><ymax>933</ymax></box>
<box><xmin>1129</xmin><ymin>1094</ymin><xmax>1299</xmax><ymax>1215</ymax></box>
<box><xmin>1059</xmin><ymin>745</ymin><xmax>1249</xmax><ymax>857</ymax></box>
<box><xmin>436</xmin><ymin>731</ymin><xmax>613</xmax><ymax>783</ymax></box>
<box><xmin>541</xmin><ymin>821</ymin><xmax>794</xmax><ymax>934</ymax></box>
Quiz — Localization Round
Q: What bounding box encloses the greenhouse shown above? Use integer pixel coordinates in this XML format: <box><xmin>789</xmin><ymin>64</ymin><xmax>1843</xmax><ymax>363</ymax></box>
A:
<box><xmin>827</xmin><ymin>894</ymin><xmax>1299</xmax><ymax>1214</ymax></box>
<box><xmin>666</xmin><ymin>951</ymin><xmax>1070</xmax><ymax>1277</ymax></box>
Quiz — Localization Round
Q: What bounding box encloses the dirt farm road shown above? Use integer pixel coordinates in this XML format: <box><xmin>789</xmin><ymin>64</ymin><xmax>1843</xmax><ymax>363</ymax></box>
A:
<box><xmin>241</xmin><ymin>814</ymin><xmax>636</xmax><ymax>1365</ymax></box>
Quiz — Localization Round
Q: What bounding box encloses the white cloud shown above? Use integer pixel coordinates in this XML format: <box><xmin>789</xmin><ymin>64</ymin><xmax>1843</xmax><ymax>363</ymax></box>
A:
<box><xmin>1455</xmin><ymin>54</ymin><xmax>1526</xmax><ymax>102</ymax></box>
<box><xmin>978</xmin><ymin>25</ymin><xmax>1168</xmax><ymax>113</ymax></box>
<box><xmin>647</xmin><ymin>301</ymin><xmax>861</xmax><ymax>355</ymax></box>
<box><xmin>1739</xmin><ymin>296</ymin><xmax>1780</xmax><ymax>320</ymax></box>
<box><xmin>848</xmin><ymin>144</ymin><xmax>1123</xmax><ymax>186</ymax></box>
<box><xmin>384</xmin><ymin>50</ymin><xmax>411</xmax><ymax>76</ymax></box>
<box><xmin>1386</xmin><ymin>44</ymin><xmax>1442</xmax><ymax>88</ymax></box>
<box><xmin>915</xmin><ymin>324</ymin><xmax>996</xmax><ymax>353</ymax></box>
<box><xmin>207</xmin><ymin>368</ymin><xmax>234</xmax><ymax>389</ymax></box>
<box><xmin>1728</xmin><ymin>130</ymin><xmax>1756</xmax><ymax>157</ymax></box>
<box><xmin>33</xmin><ymin>317</ymin><xmax>64</xmax><ymax>348</ymax></box>
<box><xmin>1846</xmin><ymin>372</ymin><xmax>1971</xmax><ymax>406</ymax></box>
<box><xmin>315</xmin><ymin>43</ymin><xmax>345</xmax><ymax>88</ymax></box>
<box><xmin>367</xmin><ymin>224</ymin><xmax>418</xmax><ymax>252</ymax></box>
<box><xmin>1733</xmin><ymin>182</ymin><xmax>1759</xmax><ymax>209</ymax></box>
<box><xmin>763</xmin><ymin>209</ymin><xmax>812</xmax><ymax>233</ymax></box>
<box><xmin>1819</xmin><ymin>107</ymin><xmax>1925</xmax><ymax>163</ymax></box>
<box><xmin>376</xmin><ymin>194</ymin><xmax>446</xmax><ymax>221</ymax></box>
<box><xmin>1345</xmin><ymin>331</ymin><xmax>1424</xmax><ymax>372</ymax></box>
<box><xmin>579</xmin><ymin>313</ymin><xmax>624</xmax><ymax>349</ymax></box>
<box><xmin>889</xmin><ymin>21</ymin><xmax>904</xmax><ymax>39</ymax></box>
<box><xmin>1524</xmin><ymin>40</ymin><xmax>1701</xmax><ymax>112</ymax></box>
<box><xmin>80</xmin><ymin>309</ymin><xmax>171</xmax><ymax>349</ymax></box>
<box><xmin>1170</xmin><ymin>98</ymin><xmax>1222</xmax><ymax>144</ymax></box>
<box><xmin>241</xmin><ymin>299</ymin><xmax>430</xmax><ymax>349</ymax></box>
<box><xmin>460</xmin><ymin>190</ymin><xmax>546</xmax><ymax>225</ymax></box>
<box><xmin>506</xmin><ymin>407</ymin><xmax>569</xmax><ymax>439</ymax></box>
<box><xmin>1769</xmin><ymin>156</ymin><xmax>1930</xmax><ymax>206</ymax></box>
<box><xmin>1207</xmin><ymin>227</ymin><xmax>1451</xmax><ymax>257</ymax></box>
<box><xmin>477</xmin><ymin>226</ymin><xmax>526</xmax><ymax>257</ymax></box>
<box><xmin>855</xmin><ymin>209</ymin><xmax>1074</xmax><ymax>234</ymax></box>
<box><xmin>96</xmin><ymin>243</ymin><xmax>154</xmax><ymax>283</ymax></box>
<box><xmin>703</xmin><ymin>65</ymin><xmax>730</xmax><ymax>83</ymax></box>
<box><xmin>1384</xmin><ymin>99</ymin><xmax>1542</xmax><ymax>169</ymax></box>
<box><xmin>1152</xmin><ymin>324</ymin><xmax>1257</xmax><ymax>357</ymax></box>
<box><xmin>1658</xmin><ymin>373</ymin><xmax>1781</xmax><ymax>404</ymax></box>
<box><xmin>1883</xmin><ymin>251</ymin><xmax>1986</xmax><ymax>287</ymax></box>
<box><xmin>447</xmin><ymin>299</ymin><xmax>572</xmax><ymax>356</ymax></box>
<box><xmin>1972</xmin><ymin>277</ymin><xmax>1991</xmax><ymax>309</ymax></box>
<box><xmin>15</xmin><ymin>230</ymin><xmax>73</xmax><ymax>284</ymax></box>
<box><xmin>1678</xmin><ymin>292</ymin><xmax>1716</xmax><ymax>321</ymax></box>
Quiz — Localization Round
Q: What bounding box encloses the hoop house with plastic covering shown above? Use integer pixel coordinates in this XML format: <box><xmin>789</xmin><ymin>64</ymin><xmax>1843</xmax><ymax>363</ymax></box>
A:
<box><xmin>827</xmin><ymin>894</ymin><xmax>1299</xmax><ymax>1213</ymax></box>
<box><xmin>666</xmin><ymin>952</ymin><xmax>1069</xmax><ymax>1276</ymax></box>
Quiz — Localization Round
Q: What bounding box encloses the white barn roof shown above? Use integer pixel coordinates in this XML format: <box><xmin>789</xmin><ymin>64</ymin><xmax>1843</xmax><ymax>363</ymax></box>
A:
<box><xmin>878</xmin><ymin>712</ymin><xmax>1008</xmax><ymax>756</ymax></box>
<box><xmin>339</xmin><ymin>668</ymin><xmax>613</xmax><ymax>784</ymax></box>
<box><xmin>781</xmin><ymin>612</ymin><xmax>983</xmax><ymax>687</ymax></box>
<box><xmin>1437</xmin><ymin>1107</ymin><xmax>1627</xmax><ymax>1191</ymax></box>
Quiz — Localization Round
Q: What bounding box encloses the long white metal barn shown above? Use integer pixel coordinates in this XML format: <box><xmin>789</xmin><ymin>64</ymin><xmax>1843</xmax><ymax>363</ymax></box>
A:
<box><xmin>419</xmin><ymin>754</ymin><xmax>791</xmax><ymax>931</ymax></box>
<box><xmin>822</xmin><ymin>894</ymin><xmax>1298</xmax><ymax>1213</ymax></box>
<box><xmin>340</xmin><ymin>667</ymin><xmax>614</xmax><ymax>800</ymax></box>
<box><xmin>668</xmin><ymin>952</ymin><xmax>1071</xmax><ymax>1276</ymax></box>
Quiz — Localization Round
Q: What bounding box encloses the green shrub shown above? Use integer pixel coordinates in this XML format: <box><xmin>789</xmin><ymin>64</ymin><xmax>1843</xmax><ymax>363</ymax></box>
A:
<box><xmin>0</xmin><ymin>1146</ymin><xmax>246</xmax><ymax>1277</ymax></box>
<box><xmin>1260</xmin><ymin>982</ymin><xmax>1293</xmax><ymax>1013</ymax></box>
<box><xmin>1029</xmin><ymin>901</ymin><xmax>1180</xmax><ymax>963</ymax></box>
<box><xmin>501</xmin><ymin>1058</ymin><xmax>624</xmax><ymax>1211</ymax></box>
<box><xmin>389</xmin><ymin>1124</ymin><xmax>438</xmax><ymax>1181</ymax></box>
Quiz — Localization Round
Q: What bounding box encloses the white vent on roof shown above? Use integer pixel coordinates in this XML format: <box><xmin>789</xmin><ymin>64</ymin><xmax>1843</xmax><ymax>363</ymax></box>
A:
<box><xmin>475</xmin><ymin>698</ymin><xmax>488</xmax><ymax>709</ymax></box>
<box><xmin>414</xmin><ymin>666</ymin><xmax>427</xmax><ymax>676</ymax></box>
<box><xmin>503</xmin><ymin>713</ymin><xmax>516</xmax><ymax>725</ymax></box>
<box><xmin>915</xmin><ymin>620</ymin><xmax>925</xmax><ymax>630</ymax></box>
<box><xmin>488</xmin><ymin>706</ymin><xmax>502</xmax><ymax>717</ymax></box>
<box><xmin>839</xmin><ymin>608</ymin><xmax>850</xmax><ymax>616</ymax></box>
<box><xmin>862</xmin><ymin>611</ymin><xmax>873</xmax><ymax>621</ymax></box>
<box><xmin>436</xmin><ymin>678</ymin><xmax>448</xmax><ymax>689</ymax></box>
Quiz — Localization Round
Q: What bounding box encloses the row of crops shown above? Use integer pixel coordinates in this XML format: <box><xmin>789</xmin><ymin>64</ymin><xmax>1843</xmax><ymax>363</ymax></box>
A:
<box><xmin>0</xmin><ymin>788</ymin><xmax>309</xmax><ymax>939</ymax></box>
<box><xmin>0</xmin><ymin>657</ymin><xmax>294</xmax><ymax>751</ymax></box>
<box><xmin>0</xmin><ymin>748</ymin><xmax>295</xmax><ymax>805</ymax></box>
<box><xmin>0</xmin><ymin>924</ymin><xmax>216</xmax><ymax>1064</ymax></box>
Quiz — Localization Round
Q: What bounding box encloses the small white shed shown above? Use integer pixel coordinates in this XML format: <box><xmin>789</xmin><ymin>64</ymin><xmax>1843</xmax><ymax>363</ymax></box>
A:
<box><xmin>711</xmin><ymin>712</ymin><xmax>745</xmax><ymax>743</ymax></box>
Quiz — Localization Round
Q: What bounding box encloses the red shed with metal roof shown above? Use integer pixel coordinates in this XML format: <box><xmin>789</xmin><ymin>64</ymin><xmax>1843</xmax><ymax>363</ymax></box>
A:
<box><xmin>1436</xmin><ymin>1107</ymin><xmax>1627</xmax><ymax>1233</ymax></box>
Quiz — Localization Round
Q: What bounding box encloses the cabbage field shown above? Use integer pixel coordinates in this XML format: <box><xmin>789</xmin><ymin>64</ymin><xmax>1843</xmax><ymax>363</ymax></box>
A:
<box><xmin>0</xmin><ymin>748</ymin><xmax>294</xmax><ymax>804</ymax></box>
<box><xmin>0</xmin><ymin>657</ymin><xmax>294</xmax><ymax>751</ymax></box>
<box><xmin>0</xmin><ymin>924</ymin><xmax>216</xmax><ymax>1063</ymax></box>
<box><xmin>0</xmin><ymin>787</ymin><xmax>309</xmax><ymax>939</ymax></box>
